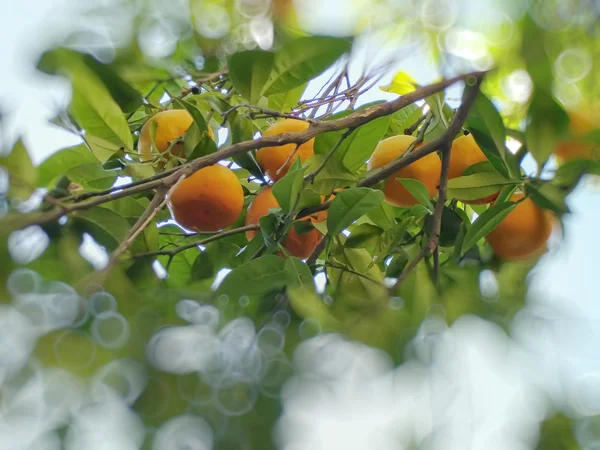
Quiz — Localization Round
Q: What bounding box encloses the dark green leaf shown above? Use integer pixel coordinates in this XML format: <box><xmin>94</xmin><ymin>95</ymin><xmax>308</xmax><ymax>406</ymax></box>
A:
<box><xmin>215</xmin><ymin>255</ymin><xmax>287</xmax><ymax>298</ymax></box>
<box><xmin>229</xmin><ymin>51</ymin><xmax>275</xmax><ymax>103</ymax></box>
<box><xmin>261</xmin><ymin>36</ymin><xmax>351</xmax><ymax>96</ymax></box>
<box><xmin>327</xmin><ymin>188</ymin><xmax>385</xmax><ymax>237</ymax></box>
<box><xmin>461</xmin><ymin>201</ymin><xmax>518</xmax><ymax>255</ymax></box>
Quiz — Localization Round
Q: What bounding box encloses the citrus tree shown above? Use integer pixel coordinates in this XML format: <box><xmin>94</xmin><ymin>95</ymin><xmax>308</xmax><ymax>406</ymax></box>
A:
<box><xmin>0</xmin><ymin>1</ymin><xmax>599</xmax><ymax>448</ymax></box>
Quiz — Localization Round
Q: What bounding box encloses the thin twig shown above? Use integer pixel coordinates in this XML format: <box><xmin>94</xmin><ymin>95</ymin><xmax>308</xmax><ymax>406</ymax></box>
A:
<box><xmin>131</xmin><ymin>224</ymin><xmax>260</xmax><ymax>259</ymax></box>
<box><xmin>404</xmin><ymin>115</ymin><xmax>427</xmax><ymax>135</ymax></box>
<box><xmin>304</xmin><ymin>128</ymin><xmax>354</xmax><ymax>183</ymax></box>
<box><xmin>431</xmin><ymin>145</ymin><xmax>452</xmax><ymax>287</ymax></box>
<box><xmin>105</xmin><ymin>174</ymin><xmax>186</xmax><ymax>270</ymax></box>
<box><xmin>220</xmin><ymin>104</ymin><xmax>314</xmax><ymax>127</ymax></box>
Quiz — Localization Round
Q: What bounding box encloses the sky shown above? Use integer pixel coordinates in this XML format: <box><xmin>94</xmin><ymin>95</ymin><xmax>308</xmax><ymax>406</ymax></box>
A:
<box><xmin>2</xmin><ymin>0</ymin><xmax>600</xmax><ymax>449</ymax></box>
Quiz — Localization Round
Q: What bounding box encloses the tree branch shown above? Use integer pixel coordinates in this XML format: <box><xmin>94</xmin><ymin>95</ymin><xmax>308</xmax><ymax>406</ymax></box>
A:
<box><xmin>388</xmin><ymin>76</ymin><xmax>483</xmax><ymax>292</ymax></box>
<box><xmin>104</xmin><ymin>175</ymin><xmax>186</xmax><ymax>271</ymax></box>
<box><xmin>131</xmin><ymin>224</ymin><xmax>260</xmax><ymax>259</ymax></box>
<box><xmin>4</xmin><ymin>71</ymin><xmax>485</xmax><ymax>234</ymax></box>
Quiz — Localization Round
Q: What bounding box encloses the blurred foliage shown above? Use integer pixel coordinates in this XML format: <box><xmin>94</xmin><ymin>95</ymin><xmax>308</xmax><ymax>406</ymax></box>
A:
<box><xmin>0</xmin><ymin>0</ymin><xmax>599</xmax><ymax>448</ymax></box>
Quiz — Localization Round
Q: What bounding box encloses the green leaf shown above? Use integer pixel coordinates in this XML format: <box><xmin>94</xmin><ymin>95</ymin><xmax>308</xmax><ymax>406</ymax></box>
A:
<box><xmin>345</xmin><ymin>223</ymin><xmax>383</xmax><ymax>249</ymax></box>
<box><xmin>267</xmin><ymin>83</ymin><xmax>307</xmax><ymax>112</ymax></box>
<box><xmin>521</xmin><ymin>18</ymin><xmax>553</xmax><ymax>92</ymax></box>
<box><xmin>0</xmin><ymin>139</ymin><xmax>38</xmax><ymax>199</ymax></box>
<box><xmin>229</xmin><ymin>51</ymin><xmax>275</xmax><ymax>103</ymax></box>
<box><xmin>172</xmin><ymin>98</ymin><xmax>217</xmax><ymax>159</ymax></box>
<box><xmin>261</xmin><ymin>36</ymin><xmax>351</xmax><ymax>96</ymax></box>
<box><xmin>305</xmin><ymin>153</ymin><xmax>358</xmax><ymax>195</ymax></box>
<box><xmin>84</xmin><ymin>135</ymin><xmax>124</xmax><ymax>163</ymax></box>
<box><xmin>38</xmin><ymin>144</ymin><xmax>98</xmax><ymax>187</ymax></box>
<box><xmin>68</xmin><ymin>63</ymin><xmax>133</xmax><ymax>156</ymax></box>
<box><xmin>427</xmin><ymin>207</ymin><xmax>462</xmax><ymax>247</ymax></box>
<box><xmin>287</xmin><ymin>287</ymin><xmax>339</xmax><ymax>330</ymax></box>
<box><xmin>314</xmin><ymin>103</ymin><xmax>389</xmax><ymax>173</ymax></box>
<box><xmin>71</xmin><ymin>207</ymin><xmax>132</xmax><ymax>251</ymax></box>
<box><xmin>466</xmin><ymin>92</ymin><xmax>511</xmax><ymax>178</ymax></box>
<box><xmin>525</xmin><ymin>182</ymin><xmax>569</xmax><ymax>215</ymax></box>
<box><xmin>341</xmin><ymin>115</ymin><xmax>391</xmax><ymax>172</ymax></box>
<box><xmin>328</xmin><ymin>248</ymin><xmax>387</xmax><ymax>310</ymax></box>
<box><xmin>374</xmin><ymin>218</ymin><xmax>414</xmax><ymax>259</ymax></box>
<box><xmin>525</xmin><ymin>91</ymin><xmax>569</xmax><ymax>169</ymax></box>
<box><xmin>447</xmin><ymin>172</ymin><xmax>516</xmax><ymax>202</ymax></box>
<box><xmin>396</xmin><ymin>178</ymin><xmax>433</xmax><ymax>210</ymax></box>
<box><xmin>66</xmin><ymin>163</ymin><xmax>119</xmax><ymax>190</ymax></box>
<box><xmin>284</xmin><ymin>257</ymin><xmax>314</xmax><ymax>289</ymax></box>
<box><xmin>215</xmin><ymin>255</ymin><xmax>287</xmax><ymax>299</ymax></box>
<box><xmin>81</xmin><ymin>54</ymin><xmax>143</xmax><ymax>113</ymax></box>
<box><xmin>461</xmin><ymin>201</ymin><xmax>518</xmax><ymax>255</ymax></box>
<box><xmin>327</xmin><ymin>188</ymin><xmax>385</xmax><ymax>237</ymax></box>
<box><xmin>272</xmin><ymin>158</ymin><xmax>304</xmax><ymax>213</ymax></box>
<box><xmin>386</xmin><ymin>104</ymin><xmax>422</xmax><ymax>137</ymax></box>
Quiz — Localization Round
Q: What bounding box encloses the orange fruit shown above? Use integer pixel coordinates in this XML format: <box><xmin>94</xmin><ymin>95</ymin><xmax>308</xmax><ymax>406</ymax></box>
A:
<box><xmin>138</xmin><ymin>109</ymin><xmax>215</xmax><ymax>162</ymax></box>
<box><xmin>255</xmin><ymin>119</ymin><xmax>314</xmax><ymax>181</ymax></box>
<box><xmin>367</xmin><ymin>135</ymin><xmax>441</xmax><ymax>207</ymax></box>
<box><xmin>245</xmin><ymin>187</ymin><xmax>326</xmax><ymax>259</ymax></box>
<box><xmin>168</xmin><ymin>164</ymin><xmax>243</xmax><ymax>232</ymax></box>
<box><xmin>486</xmin><ymin>193</ymin><xmax>553</xmax><ymax>261</ymax></box>
<box><xmin>554</xmin><ymin>109</ymin><xmax>600</xmax><ymax>161</ymax></box>
<box><xmin>449</xmin><ymin>133</ymin><xmax>499</xmax><ymax>205</ymax></box>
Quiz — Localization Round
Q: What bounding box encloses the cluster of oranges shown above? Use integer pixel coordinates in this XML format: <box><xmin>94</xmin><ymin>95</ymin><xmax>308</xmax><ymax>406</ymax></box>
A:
<box><xmin>137</xmin><ymin>107</ymin><xmax>598</xmax><ymax>262</ymax></box>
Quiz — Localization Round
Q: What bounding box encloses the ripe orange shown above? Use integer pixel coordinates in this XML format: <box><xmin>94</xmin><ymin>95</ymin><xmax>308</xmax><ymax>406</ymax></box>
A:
<box><xmin>367</xmin><ymin>135</ymin><xmax>441</xmax><ymax>207</ymax></box>
<box><xmin>449</xmin><ymin>133</ymin><xmax>499</xmax><ymax>205</ymax></box>
<box><xmin>255</xmin><ymin>119</ymin><xmax>314</xmax><ymax>181</ymax></box>
<box><xmin>138</xmin><ymin>109</ymin><xmax>215</xmax><ymax>162</ymax></box>
<box><xmin>486</xmin><ymin>193</ymin><xmax>553</xmax><ymax>261</ymax></box>
<box><xmin>245</xmin><ymin>187</ymin><xmax>326</xmax><ymax>259</ymax></box>
<box><xmin>554</xmin><ymin>109</ymin><xmax>600</xmax><ymax>161</ymax></box>
<box><xmin>168</xmin><ymin>164</ymin><xmax>243</xmax><ymax>232</ymax></box>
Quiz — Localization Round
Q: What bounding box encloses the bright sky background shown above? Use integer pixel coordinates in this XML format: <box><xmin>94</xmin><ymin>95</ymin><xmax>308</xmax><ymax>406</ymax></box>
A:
<box><xmin>2</xmin><ymin>0</ymin><xmax>600</xmax><ymax>449</ymax></box>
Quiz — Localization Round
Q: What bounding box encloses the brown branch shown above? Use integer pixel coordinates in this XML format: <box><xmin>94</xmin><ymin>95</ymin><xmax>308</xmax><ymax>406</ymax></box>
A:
<box><xmin>306</xmin><ymin>237</ymin><xmax>327</xmax><ymax>266</ymax></box>
<box><xmin>404</xmin><ymin>114</ymin><xmax>427</xmax><ymax>135</ymax></box>
<box><xmin>131</xmin><ymin>224</ymin><xmax>260</xmax><ymax>259</ymax></box>
<box><xmin>388</xmin><ymin>76</ymin><xmax>483</xmax><ymax>292</ymax></box>
<box><xmin>220</xmin><ymin>104</ymin><xmax>315</xmax><ymax>126</ymax></box>
<box><xmin>4</xmin><ymin>71</ymin><xmax>485</xmax><ymax>234</ymax></box>
<box><xmin>105</xmin><ymin>175</ymin><xmax>185</xmax><ymax>270</ymax></box>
